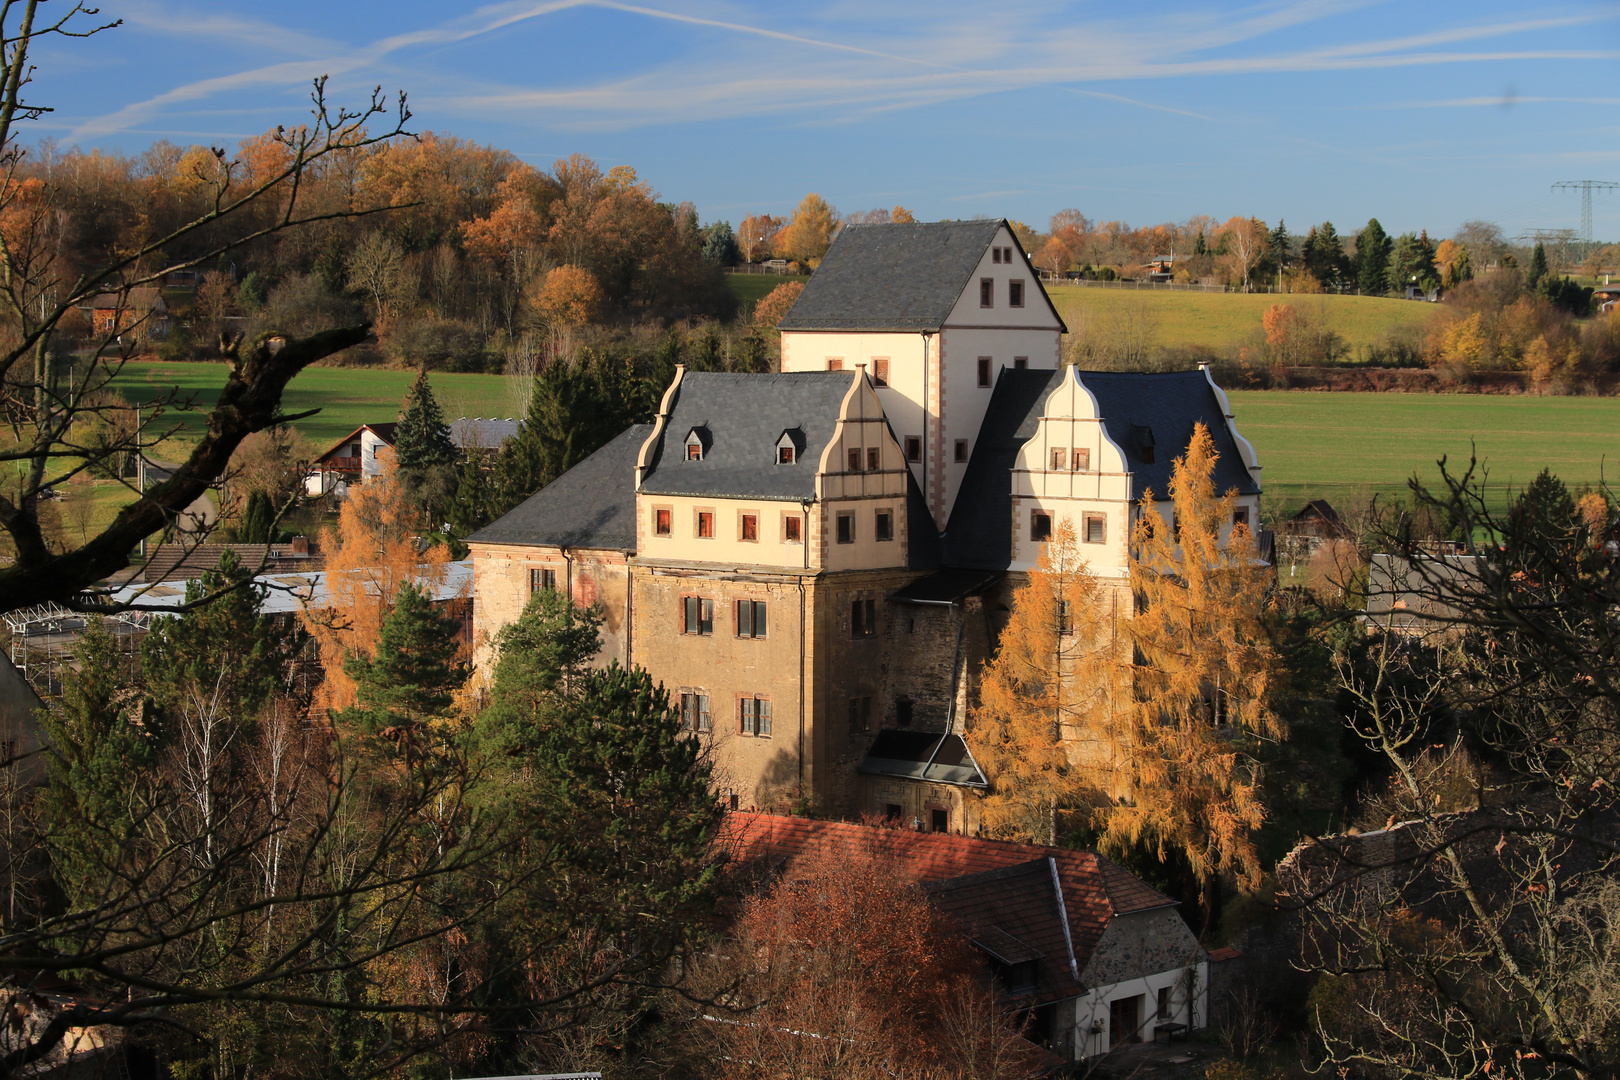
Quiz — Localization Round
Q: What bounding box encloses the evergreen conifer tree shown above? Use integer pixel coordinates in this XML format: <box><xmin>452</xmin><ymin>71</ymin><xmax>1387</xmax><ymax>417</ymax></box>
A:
<box><xmin>479</xmin><ymin>587</ymin><xmax>603</xmax><ymax>758</ymax></box>
<box><xmin>37</xmin><ymin>618</ymin><xmax>152</xmax><ymax>894</ymax></box>
<box><xmin>238</xmin><ymin>489</ymin><xmax>275</xmax><ymax>543</ymax></box>
<box><xmin>394</xmin><ymin>370</ymin><xmax>457</xmax><ymax>471</ymax></box>
<box><xmin>1528</xmin><ymin>242</ymin><xmax>1549</xmax><ymax>289</ymax></box>
<box><xmin>336</xmin><ymin>582</ymin><xmax>466</xmax><ymax>759</ymax></box>
<box><xmin>142</xmin><ymin>549</ymin><xmax>293</xmax><ymax>728</ymax></box>
<box><xmin>1268</xmin><ymin>219</ymin><xmax>1291</xmax><ymax>269</ymax></box>
<box><xmin>1356</xmin><ymin>218</ymin><xmax>1392</xmax><ymax>295</ymax></box>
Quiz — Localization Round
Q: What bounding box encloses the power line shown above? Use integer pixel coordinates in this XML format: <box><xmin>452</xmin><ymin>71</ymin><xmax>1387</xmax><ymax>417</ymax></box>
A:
<box><xmin>1551</xmin><ymin>180</ymin><xmax>1619</xmax><ymax>244</ymax></box>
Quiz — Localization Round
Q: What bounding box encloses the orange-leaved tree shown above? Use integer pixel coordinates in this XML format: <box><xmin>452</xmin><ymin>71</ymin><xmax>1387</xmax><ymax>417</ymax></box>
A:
<box><xmin>968</xmin><ymin>518</ymin><xmax>1119</xmax><ymax>844</ymax></box>
<box><xmin>1100</xmin><ymin>422</ymin><xmax>1283</xmax><ymax>900</ymax></box>
<box><xmin>751</xmin><ymin>279</ymin><xmax>804</xmax><ymax>329</ymax></box>
<box><xmin>302</xmin><ymin>466</ymin><xmax>455</xmax><ymax>716</ymax></box>
<box><xmin>689</xmin><ymin>844</ymin><xmax>1043</xmax><ymax>1079</ymax></box>
<box><xmin>737</xmin><ymin>212</ymin><xmax>784</xmax><ymax>262</ymax></box>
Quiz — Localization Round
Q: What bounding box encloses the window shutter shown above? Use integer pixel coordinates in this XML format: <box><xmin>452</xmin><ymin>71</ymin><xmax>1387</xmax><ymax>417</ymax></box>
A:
<box><xmin>759</xmin><ymin>698</ymin><xmax>772</xmax><ymax>736</ymax></box>
<box><xmin>699</xmin><ymin>695</ymin><xmax>711</xmax><ymax>732</ymax></box>
<box><xmin>684</xmin><ymin>596</ymin><xmax>697</xmax><ymax>633</ymax></box>
<box><xmin>755</xmin><ymin>600</ymin><xmax>767</xmax><ymax>638</ymax></box>
<box><xmin>700</xmin><ymin>598</ymin><xmax>714</xmax><ymax>635</ymax></box>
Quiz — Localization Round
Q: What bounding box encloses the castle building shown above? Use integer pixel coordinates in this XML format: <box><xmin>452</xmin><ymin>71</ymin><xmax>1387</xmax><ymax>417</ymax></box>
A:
<box><xmin>466</xmin><ymin>220</ymin><xmax>1263</xmax><ymax>831</ymax></box>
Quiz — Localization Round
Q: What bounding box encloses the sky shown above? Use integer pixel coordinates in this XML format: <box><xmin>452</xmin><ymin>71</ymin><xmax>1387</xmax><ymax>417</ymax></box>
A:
<box><xmin>21</xmin><ymin>0</ymin><xmax>1620</xmax><ymax>241</ymax></box>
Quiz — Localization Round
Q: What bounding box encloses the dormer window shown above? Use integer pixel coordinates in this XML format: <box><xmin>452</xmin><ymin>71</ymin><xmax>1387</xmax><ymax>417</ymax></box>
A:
<box><xmin>685</xmin><ymin>426</ymin><xmax>709</xmax><ymax>461</ymax></box>
<box><xmin>1133</xmin><ymin>424</ymin><xmax>1155</xmax><ymax>465</ymax></box>
<box><xmin>776</xmin><ymin>429</ymin><xmax>802</xmax><ymax>465</ymax></box>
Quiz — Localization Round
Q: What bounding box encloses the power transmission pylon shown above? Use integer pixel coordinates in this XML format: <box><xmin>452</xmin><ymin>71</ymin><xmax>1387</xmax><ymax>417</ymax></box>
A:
<box><xmin>1551</xmin><ymin>180</ymin><xmax>1619</xmax><ymax>245</ymax></box>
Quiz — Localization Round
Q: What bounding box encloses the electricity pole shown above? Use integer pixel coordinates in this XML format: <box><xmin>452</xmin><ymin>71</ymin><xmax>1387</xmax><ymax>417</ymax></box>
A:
<box><xmin>1551</xmin><ymin>180</ymin><xmax>1618</xmax><ymax>246</ymax></box>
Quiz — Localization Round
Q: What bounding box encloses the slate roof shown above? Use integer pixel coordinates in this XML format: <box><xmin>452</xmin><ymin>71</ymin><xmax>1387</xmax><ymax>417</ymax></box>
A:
<box><xmin>779</xmin><ymin>220</ymin><xmax>1055</xmax><ymax>332</ymax></box>
<box><xmin>944</xmin><ymin>367</ymin><xmax>1261</xmax><ymax>569</ymax></box>
<box><xmin>466</xmin><ymin>424</ymin><xmax>651</xmax><ymax>551</ymax></box>
<box><xmin>720</xmin><ymin>812</ymin><xmax>1175</xmax><ymax>989</ymax></box>
<box><xmin>639</xmin><ymin>371</ymin><xmax>852</xmax><ymax>501</ymax></box>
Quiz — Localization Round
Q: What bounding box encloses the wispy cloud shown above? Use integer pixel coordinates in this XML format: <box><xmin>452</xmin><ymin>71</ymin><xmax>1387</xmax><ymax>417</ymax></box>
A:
<box><xmin>69</xmin><ymin>0</ymin><xmax>1620</xmax><ymax>138</ymax></box>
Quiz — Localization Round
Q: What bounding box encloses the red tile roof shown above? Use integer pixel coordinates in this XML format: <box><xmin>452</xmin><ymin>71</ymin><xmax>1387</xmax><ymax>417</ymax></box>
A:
<box><xmin>719</xmin><ymin>812</ymin><xmax>1179</xmax><ymax>997</ymax></box>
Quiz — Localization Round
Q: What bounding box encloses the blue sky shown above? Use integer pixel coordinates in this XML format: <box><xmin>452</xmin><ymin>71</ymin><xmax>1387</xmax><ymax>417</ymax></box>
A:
<box><xmin>23</xmin><ymin>1</ymin><xmax>1620</xmax><ymax>240</ymax></box>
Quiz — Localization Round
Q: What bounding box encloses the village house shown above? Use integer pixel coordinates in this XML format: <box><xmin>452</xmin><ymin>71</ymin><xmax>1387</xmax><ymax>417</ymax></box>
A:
<box><xmin>86</xmin><ymin>287</ymin><xmax>169</xmax><ymax>339</ymax></box>
<box><xmin>305</xmin><ymin>417</ymin><xmax>520</xmax><ymax>496</ymax></box>
<box><xmin>723</xmin><ymin>812</ymin><xmax>1209</xmax><ymax>1064</ymax></box>
<box><xmin>466</xmin><ymin>219</ymin><xmax>1265</xmax><ymax>830</ymax></box>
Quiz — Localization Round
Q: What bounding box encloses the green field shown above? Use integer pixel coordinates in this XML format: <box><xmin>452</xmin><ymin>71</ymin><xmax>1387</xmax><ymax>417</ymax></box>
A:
<box><xmin>1047</xmin><ymin>285</ymin><xmax>1435</xmax><ymax>356</ymax></box>
<box><xmin>1229</xmin><ymin>390</ymin><xmax>1620</xmax><ymax>513</ymax></box>
<box><xmin>107</xmin><ymin>363</ymin><xmax>1620</xmax><ymax>525</ymax></box>
<box><xmin>724</xmin><ymin>272</ymin><xmax>809</xmax><ymax>312</ymax></box>
<box><xmin>113</xmin><ymin>362</ymin><xmax>515</xmax><ymax>451</ymax></box>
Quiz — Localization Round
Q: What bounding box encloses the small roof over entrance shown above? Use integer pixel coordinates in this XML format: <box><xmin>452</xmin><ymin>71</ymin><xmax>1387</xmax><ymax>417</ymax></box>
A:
<box><xmin>858</xmin><ymin>730</ymin><xmax>987</xmax><ymax>788</ymax></box>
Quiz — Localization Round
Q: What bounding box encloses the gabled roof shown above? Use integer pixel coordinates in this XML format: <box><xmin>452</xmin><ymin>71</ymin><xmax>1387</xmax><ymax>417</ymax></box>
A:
<box><xmin>778</xmin><ymin>219</ymin><xmax>1063</xmax><ymax>332</ymax></box>
<box><xmin>944</xmin><ymin>367</ymin><xmax>1261</xmax><ymax>569</ymax></box>
<box><xmin>639</xmin><ymin>371</ymin><xmax>851</xmax><ymax>501</ymax></box>
<box><xmin>720</xmin><ymin>813</ymin><xmax>1178</xmax><ymax>999</ymax></box>
<box><xmin>467</xmin><ymin>424</ymin><xmax>651</xmax><ymax>551</ymax></box>
<box><xmin>316</xmin><ymin>422</ymin><xmax>398</xmax><ymax>462</ymax></box>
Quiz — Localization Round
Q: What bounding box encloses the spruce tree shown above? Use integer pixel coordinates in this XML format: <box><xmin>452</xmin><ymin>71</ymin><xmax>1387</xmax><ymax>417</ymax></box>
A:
<box><xmin>1356</xmin><ymin>218</ymin><xmax>1392</xmax><ymax>295</ymax></box>
<box><xmin>337</xmin><ymin>582</ymin><xmax>466</xmax><ymax>756</ymax></box>
<box><xmin>394</xmin><ymin>370</ymin><xmax>457</xmax><ymax>471</ymax></box>
<box><xmin>1268</xmin><ymin>219</ymin><xmax>1291</xmax><ymax>270</ymax></box>
<box><xmin>238</xmin><ymin>489</ymin><xmax>275</xmax><ymax>543</ymax></box>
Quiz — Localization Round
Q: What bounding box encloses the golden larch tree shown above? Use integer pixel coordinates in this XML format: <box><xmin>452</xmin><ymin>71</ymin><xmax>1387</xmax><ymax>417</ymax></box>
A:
<box><xmin>1096</xmin><ymin>422</ymin><xmax>1283</xmax><ymax>896</ymax></box>
<box><xmin>302</xmin><ymin>466</ymin><xmax>454</xmax><ymax>716</ymax></box>
<box><xmin>968</xmin><ymin>519</ymin><xmax>1119</xmax><ymax>844</ymax></box>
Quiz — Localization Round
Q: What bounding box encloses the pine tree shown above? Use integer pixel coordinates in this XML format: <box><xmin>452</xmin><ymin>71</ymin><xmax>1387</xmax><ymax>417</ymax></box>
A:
<box><xmin>336</xmin><ymin>582</ymin><xmax>466</xmax><ymax>760</ymax></box>
<box><xmin>967</xmin><ymin>519</ymin><xmax>1115</xmax><ymax>844</ymax></box>
<box><xmin>478</xmin><ymin>586</ymin><xmax>604</xmax><ymax>758</ymax></box>
<box><xmin>1097</xmin><ymin>423</ymin><xmax>1284</xmax><ymax>902</ymax></box>
<box><xmin>394</xmin><ymin>369</ymin><xmax>457</xmax><ymax>471</ymax></box>
<box><xmin>1356</xmin><ymin>218</ymin><xmax>1392</xmax><ymax>295</ymax></box>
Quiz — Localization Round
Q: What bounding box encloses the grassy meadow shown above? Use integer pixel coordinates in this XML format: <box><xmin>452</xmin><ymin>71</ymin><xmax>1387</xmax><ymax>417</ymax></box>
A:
<box><xmin>113</xmin><ymin>362</ymin><xmax>518</xmax><ymax>451</ymax></box>
<box><xmin>1228</xmin><ymin>390</ymin><xmax>1620</xmax><ymax>514</ymax></box>
<box><xmin>1046</xmin><ymin>284</ymin><xmax>1435</xmax><ymax>356</ymax></box>
<box><xmin>724</xmin><ymin>272</ymin><xmax>809</xmax><ymax>313</ymax></box>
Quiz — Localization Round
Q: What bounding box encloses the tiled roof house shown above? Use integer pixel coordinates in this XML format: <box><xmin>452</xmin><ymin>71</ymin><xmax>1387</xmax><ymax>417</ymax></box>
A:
<box><xmin>466</xmin><ymin>218</ymin><xmax>1265</xmax><ymax>836</ymax></box>
<box><xmin>722</xmin><ymin>812</ymin><xmax>1209</xmax><ymax>1062</ymax></box>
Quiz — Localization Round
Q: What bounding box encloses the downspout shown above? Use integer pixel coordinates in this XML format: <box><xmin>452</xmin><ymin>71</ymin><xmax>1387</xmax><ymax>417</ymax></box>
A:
<box><xmin>623</xmin><ymin>546</ymin><xmax>633</xmax><ymax>668</ymax></box>
<box><xmin>798</xmin><ymin>498</ymin><xmax>811</xmax><ymax>799</ymax></box>
<box><xmin>921</xmin><ymin>331</ymin><xmax>934</xmax><ymax>514</ymax></box>
<box><xmin>561</xmin><ymin>547</ymin><xmax>573</xmax><ymax>604</ymax></box>
<box><xmin>1049</xmin><ymin>856</ymin><xmax>1081</xmax><ymax>983</ymax></box>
